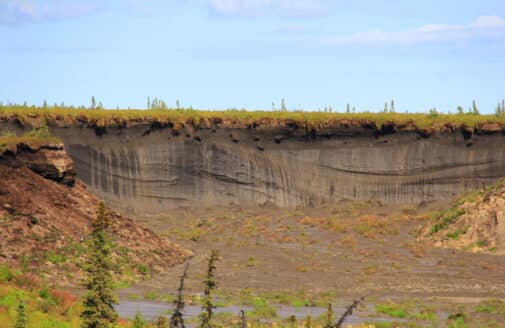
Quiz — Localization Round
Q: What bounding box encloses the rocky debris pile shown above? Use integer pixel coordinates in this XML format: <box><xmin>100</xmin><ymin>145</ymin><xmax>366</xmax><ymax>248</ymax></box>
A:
<box><xmin>419</xmin><ymin>180</ymin><xmax>505</xmax><ymax>254</ymax></box>
<box><xmin>0</xmin><ymin>142</ymin><xmax>192</xmax><ymax>285</ymax></box>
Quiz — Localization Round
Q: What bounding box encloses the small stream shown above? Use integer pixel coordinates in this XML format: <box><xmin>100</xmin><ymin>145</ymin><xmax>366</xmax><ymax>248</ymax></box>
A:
<box><xmin>116</xmin><ymin>300</ymin><xmax>401</xmax><ymax>325</ymax></box>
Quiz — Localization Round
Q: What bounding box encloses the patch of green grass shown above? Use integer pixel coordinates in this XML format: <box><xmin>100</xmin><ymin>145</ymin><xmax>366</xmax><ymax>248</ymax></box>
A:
<box><xmin>112</xmin><ymin>280</ymin><xmax>131</xmax><ymax>289</ymax></box>
<box><xmin>455</xmin><ymin>191</ymin><xmax>480</xmax><ymax>206</ymax></box>
<box><xmin>431</xmin><ymin>208</ymin><xmax>465</xmax><ymax>234</ymax></box>
<box><xmin>411</xmin><ymin>309</ymin><xmax>437</xmax><ymax>321</ymax></box>
<box><xmin>447</xmin><ymin>313</ymin><xmax>468</xmax><ymax>328</ymax></box>
<box><xmin>46</xmin><ymin>252</ymin><xmax>67</xmax><ymax>265</ymax></box>
<box><xmin>0</xmin><ymin>125</ymin><xmax>60</xmax><ymax>152</ymax></box>
<box><xmin>246</xmin><ymin>256</ymin><xmax>257</xmax><ymax>267</ymax></box>
<box><xmin>161</xmin><ymin>294</ymin><xmax>175</xmax><ymax>303</ymax></box>
<box><xmin>0</xmin><ymin>264</ymin><xmax>13</xmax><ymax>282</ymax></box>
<box><xmin>476</xmin><ymin>239</ymin><xmax>488</xmax><ymax>247</ymax></box>
<box><xmin>137</xmin><ymin>264</ymin><xmax>150</xmax><ymax>277</ymax></box>
<box><xmin>446</xmin><ymin>228</ymin><xmax>465</xmax><ymax>240</ymax></box>
<box><xmin>261</xmin><ymin>291</ymin><xmax>315</xmax><ymax>309</ymax></box>
<box><xmin>144</xmin><ymin>291</ymin><xmax>159</xmax><ymax>301</ymax></box>
<box><xmin>237</xmin><ymin>288</ymin><xmax>255</xmax><ymax>306</ymax></box>
<box><xmin>475</xmin><ymin>300</ymin><xmax>505</xmax><ymax>314</ymax></box>
<box><xmin>0</xmin><ymin>290</ymin><xmax>25</xmax><ymax>307</ymax></box>
<box><xmin>376</xmin><ymin>302</ymin><xmax>409</xmax><ymax>318</ymax></box>
<box><xmin>475</xmin><ymin>304</ymin><xmax>497</xmax><ymax>313</ymax></box>
<box><xmin>250</xmin><ymin>297</ymin><xmax>277</xmax><ymax>319</ymax></box>
<box><xmin>127</xmin><ymin>294</ymin><xmax>141</xmax><ymax>300</ymax></box>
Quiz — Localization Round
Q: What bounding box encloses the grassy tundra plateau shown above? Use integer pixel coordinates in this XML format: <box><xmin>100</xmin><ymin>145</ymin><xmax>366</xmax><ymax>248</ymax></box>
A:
<box><xmin>1</xmin><ymin>106</ymin><xmax>505</xmax><ymax>327</ymax></box>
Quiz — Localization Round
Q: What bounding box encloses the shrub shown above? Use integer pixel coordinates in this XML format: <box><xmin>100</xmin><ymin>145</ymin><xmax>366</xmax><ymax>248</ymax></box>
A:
<box><xmin>0</xmin><ymin>265</ymin><xmax>13</xmax><ymax>282</ymax></box>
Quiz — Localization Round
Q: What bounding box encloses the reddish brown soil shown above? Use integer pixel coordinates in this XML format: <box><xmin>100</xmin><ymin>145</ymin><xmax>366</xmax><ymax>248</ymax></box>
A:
<box><xmin>0</xmin><ymin>163</ymin><xmax>192</xmax><ymax>285</ymax></box>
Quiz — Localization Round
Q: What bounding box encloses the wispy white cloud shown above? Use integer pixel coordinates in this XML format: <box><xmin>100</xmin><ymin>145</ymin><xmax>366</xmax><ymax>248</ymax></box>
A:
<box><xmin>208</xmin><ymin>0</ymin><xmax>330</xmax><ymax>18</ymax></box>
<box><xmin>322</xmin><ymin>16</ymin><xmax>505</xmax><ymax>46</ymax></box>
<box><xmin>0</xmin><ymin>0</ymin><xmax>98</xmax><ymax>24</ymax></box>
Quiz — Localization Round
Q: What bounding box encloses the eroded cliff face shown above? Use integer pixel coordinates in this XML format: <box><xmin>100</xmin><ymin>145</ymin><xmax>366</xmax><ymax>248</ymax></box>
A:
<box><xmin>13</xmin><ymin>122</ymin><xmax>499</xmax><ymax>216</ymax></box>
<box><xmin>0</xmin><ymin>140</ymin><xmax>192</xmax><ymax>284</ymax></box>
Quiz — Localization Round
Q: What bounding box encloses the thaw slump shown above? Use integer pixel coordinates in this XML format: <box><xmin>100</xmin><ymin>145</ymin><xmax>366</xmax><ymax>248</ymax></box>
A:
<box><xmin>48</xmin><ymin>125</ymin><xmax>505</xmax><ymax>215</ymax></box>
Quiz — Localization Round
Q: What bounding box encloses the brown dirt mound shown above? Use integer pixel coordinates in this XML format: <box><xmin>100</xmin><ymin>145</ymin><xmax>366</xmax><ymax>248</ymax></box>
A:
<box><xmin>0</xmin><ymin>147</ymin><xmax>192</xmax><ymax>286</ymax></box>
<box><xmin>419</xmin><ymin>180</ymin><xmax>505</xmax><ymax>254</ymax></box>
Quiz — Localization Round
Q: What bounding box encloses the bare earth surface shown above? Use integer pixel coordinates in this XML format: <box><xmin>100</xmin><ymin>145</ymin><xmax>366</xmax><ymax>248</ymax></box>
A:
<box><xmin>120</xmin><ymin>201</ymin><xmax>505</xmax><ymax>327</ymax></box>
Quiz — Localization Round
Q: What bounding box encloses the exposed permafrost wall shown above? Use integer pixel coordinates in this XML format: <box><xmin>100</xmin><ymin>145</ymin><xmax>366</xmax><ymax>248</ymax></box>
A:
<box><xmin>26</xmin><ymin>123</ymin><xmax>504</xmax><ymax>216</ymax></box>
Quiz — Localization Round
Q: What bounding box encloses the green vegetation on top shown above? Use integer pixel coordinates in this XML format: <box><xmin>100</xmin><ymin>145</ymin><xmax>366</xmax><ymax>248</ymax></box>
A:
<box><xmin>0</xmin><ymin>125</ymin><xmax>60</xmax><ymax>153</ymax></box>
<box><xmin>1</xmin><ymin>100</ymin><xmax>505</xmax><ymax>129</ymax></box>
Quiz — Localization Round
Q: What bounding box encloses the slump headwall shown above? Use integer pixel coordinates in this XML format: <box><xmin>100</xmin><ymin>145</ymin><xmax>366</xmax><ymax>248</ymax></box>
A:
<box><xmin>2</xmin><ymin>117</ymin><xmax>505</xmax><ymax>215</ymax></box>
<box><xmin>46</xmin><ymin>124</ymin><xmax>505</xmax><ymax>215</ymax></box>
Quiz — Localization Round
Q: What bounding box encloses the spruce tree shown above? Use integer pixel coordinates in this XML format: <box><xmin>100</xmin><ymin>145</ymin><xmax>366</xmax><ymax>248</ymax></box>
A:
<box><xmin>15</xmin><ymin>301</ymin><xmax>27</xmax><ymax>328</ymax></box>
<box><xmin>324</xmin><ymin>303</ymin><xmax>334</xmax><ymax>328</ymax></box>
<box><xmin>472</xmin><ymin>100</ymin><xmax>479</xmax><ymax>114</ymax></box>
<box><xmin>133</xmin><ymin>311</ymin><xmax>146</xmax><ymax>328</ymax></box>
<box><xmin>170</xmin><ymin>263</ymin><xmax>189</xmax><ymax>328</ymax></box>
<box><xmin>281</xmin><ymin>99</ymin><xmax>287</xmax><ymax>112</ymax></box>
<box><xmin>157</xmin><ymin>315</ymin><xmax>169</xmax><ymax>328</ymax></box>
<box><xmin>346</xmin><ymin>103</ymin><xmax>350</xmax><ymax>113</ymax></box>
<box><xmin>198</xmin><ymin>250</ymin><xmax>220</xmax><ymax>328</ymax></box>
<box><xmin>81</xmin><ymin>202</ymin><xmax>118</xmax><ymax>328</ymax></box>
<box><xmin>91</xmin><ymin>96</ymin><xmax>96</xmax><ymax>110</ymax></box>
<box><xmin>390</xmin><ymin>99</ymin><xmax>395</xmax><ymax>113</ymax></box>
<box><xmin>384</xmin><ymin>102</ymin><xmax>388</xmax><ymax>113</ymax></box>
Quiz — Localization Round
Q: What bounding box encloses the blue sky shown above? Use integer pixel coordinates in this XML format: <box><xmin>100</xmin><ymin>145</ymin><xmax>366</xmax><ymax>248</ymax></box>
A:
<box><xmin>1</xmin><ymin>0</ymin><xmax>504</xmax><ymax>113</ymax></box>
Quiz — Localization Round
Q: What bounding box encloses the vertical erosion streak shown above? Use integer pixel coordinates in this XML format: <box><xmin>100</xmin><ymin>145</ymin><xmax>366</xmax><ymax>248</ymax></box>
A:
<box><xmin>64</xmin><ymin>132</ymin><xmax>505</xmax><ymax>215</ymax></box>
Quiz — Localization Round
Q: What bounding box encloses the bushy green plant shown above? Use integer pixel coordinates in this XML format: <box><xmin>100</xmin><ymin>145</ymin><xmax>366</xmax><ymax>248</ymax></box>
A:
<box><xmin>133</xmin><ymin>311</ymin><xmax>146</xmax><ymax>328</ymax></box>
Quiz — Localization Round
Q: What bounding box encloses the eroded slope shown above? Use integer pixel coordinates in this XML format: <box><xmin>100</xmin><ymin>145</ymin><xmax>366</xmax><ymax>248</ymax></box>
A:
<box><xmin>419</xmin><ymin>180</ymin><xmax>505</xmax><ymax>254</ymax></box>
<box><xmin>0</xmin><ymin>142</ymin><xmax>192</xmax><ymax>285</ymax></box>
